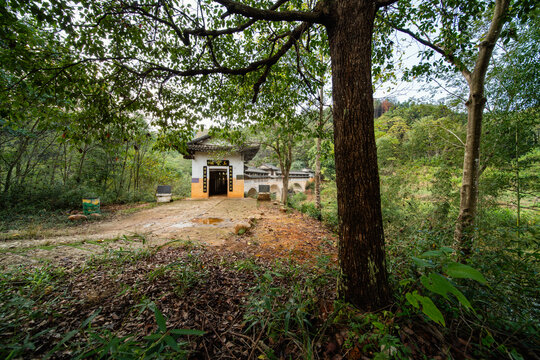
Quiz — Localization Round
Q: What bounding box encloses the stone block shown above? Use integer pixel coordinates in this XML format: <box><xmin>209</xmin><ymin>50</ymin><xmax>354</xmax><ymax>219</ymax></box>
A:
<box><xmin>257</xmin><ymin>193</ymin><xmax>271</xmax><ymax>201</ymax></box>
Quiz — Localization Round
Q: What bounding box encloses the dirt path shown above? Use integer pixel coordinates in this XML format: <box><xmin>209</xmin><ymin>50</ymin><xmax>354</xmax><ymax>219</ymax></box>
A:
<box><xmin>0</xmin><ymin>198</ymin><xmax>337</xmax><ymax>268</ymax></box>
<box><xmin>0</xmin><ymin>198</ymin><xmax>262</xmax><ymax>267</ymax></box>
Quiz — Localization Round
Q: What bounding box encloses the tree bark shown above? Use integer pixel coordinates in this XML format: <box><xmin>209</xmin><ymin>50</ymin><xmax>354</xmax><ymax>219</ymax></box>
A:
<box><xmin>281</xmin><ymin>171</ymin><xmax>290</xmax><ymax>204</ymax></box>
<box><xmin>454</xmin><ymin>86</ymin><xmax>485</xmax><ymax>258</ymax></box>
<box><xmin>276</xmin><ymin>138</ymin><xmax>292</xmax><ymax>205</ymax></box>
<box><xmin>315</xmin><ymin>136</ymin><xmax>321</xmax><ymax>210</ymax></box>
<box><xmin>325</xmin><ymin>0</ymin><xmax>391</xmax><ymax>310</ymax></box>
<box><xmin>454</xmin><ymin>0</ymin><xmax>510</xmax><ymax>259</ymax></box>
<box><xmin>62</xmin><ymin>142</ymin><xmax>72</xmax><ymax>186</ymax></box>
<box><xmin>3</xmin><ymin>137</ymin><xmax>30</xmax><ymax>195</ymax></box>
<box><xmin>273</xmin><ymin>131</ymin><xmax>293</xmax><ymax>205</ymax></box>
<box><xmin>315</xmin><ymin>83</ymin><xmax>324</xmax><ymax>212</ymax></box>
<box><xmin>76</xmin><ymin>144</ymin><xmax>89</xmax><ymax>183</ymax></box>
<box><xmin>50</xmin><ymin>143</ymin><xmax>62</xmax><ymax>185</ymax></box>
<box><xmin>115</xmin><ymin>141</ymin><xmax>131</xmax><ymax>200</ymax></box>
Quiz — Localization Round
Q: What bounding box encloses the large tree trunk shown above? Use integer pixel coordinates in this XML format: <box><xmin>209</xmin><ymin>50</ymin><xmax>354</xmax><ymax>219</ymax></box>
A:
<box><xmin>115</xmin><ymin>141</ymin><xmax>131</xmax><ymax>200</ymax></box>
<box><xmin>315</xmin><ymin>136</ymin><xmax>321</xmax><ymax>210</ymax></box>
<box><xmin>454</xmin><ymin>86</ymin><xmax>485</xmax><ymax>258</ymax></box>
<box><xmin>281</xmin><ymin>171</ymin><xmax>289</xmax><ymax>204</ymax></box>
<box><xmin>3</xmin><ymin>137</ymin><xmax>29</xmax><ymax>195</ymax></box>
<box><xmin>453</xmin><ymin>0</ymin><xmax>510</xmax><ymax>259</ymax></box>
<box><xmin>325</xmin><ymin>0</ymin><xmax>391</xmax><ymax>310</ymax></box>
<box><xmin>76</xmin><ymin>144</ymin><xmax>89</xmax><ymax>183</ymax></box>
<box><xmin>315</xmin><ymin>84</ymin><xmax>324</xmax><ymax>212</ymax></box>
<box><xmin>49</xmin><ymin>143</ymin><xmax>62</xmax><ymax>185</ymax></box>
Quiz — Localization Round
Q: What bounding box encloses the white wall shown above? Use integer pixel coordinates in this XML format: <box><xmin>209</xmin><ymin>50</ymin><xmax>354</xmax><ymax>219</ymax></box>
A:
<box><xmin>244</xmin><ymin>178</ymin><xmax>310</xmax><ymax>193</ymax></box>
<box><xmin>191</xmin><ymin>152</ymin><xmax>244</xmax><ymax>180</ymax></box>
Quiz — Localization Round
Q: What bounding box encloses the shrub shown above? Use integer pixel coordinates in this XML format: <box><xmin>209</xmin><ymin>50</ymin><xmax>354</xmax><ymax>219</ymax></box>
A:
<box><xmin>287</xmin><ymin>192</ymin><xmax>307</xmax><ymax>208</ymax></box>
<box><xmin>300</xmin><ymin>202</ymin><xmax>321</xmax><ymax>220</ymax></box>
<box><xmin>321</xmin><ymin>206</ymin><xmax>338</xmax><ymax>231</ymax></box>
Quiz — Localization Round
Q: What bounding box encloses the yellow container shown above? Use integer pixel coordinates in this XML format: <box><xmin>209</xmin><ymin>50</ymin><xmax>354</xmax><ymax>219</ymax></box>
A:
<box><xmin>82</xmin><ymin>197</ymin><xmax>100</xmax><ymax>215</ymax></box>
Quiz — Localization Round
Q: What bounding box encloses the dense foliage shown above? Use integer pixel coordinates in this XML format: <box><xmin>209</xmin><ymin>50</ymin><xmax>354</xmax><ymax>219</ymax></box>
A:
<box><xmin>283</xmin><ymin>101</ymin><xmax>539</xmax><ymax>357</ymax></box>
<box><xmin>0</xmin><ymin>0</ymin><xmax>538</xmax><ymax>358</ymax></box>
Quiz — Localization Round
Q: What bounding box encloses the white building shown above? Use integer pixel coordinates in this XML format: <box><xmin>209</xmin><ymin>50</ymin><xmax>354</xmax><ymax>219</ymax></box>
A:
<box><xmin>184</xmin><ymin>133</ymin><xmax>313</xmax><ymax>199</ymax></box>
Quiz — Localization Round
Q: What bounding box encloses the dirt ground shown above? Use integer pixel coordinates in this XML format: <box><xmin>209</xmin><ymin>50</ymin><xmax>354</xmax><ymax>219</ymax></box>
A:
<box><xmin>0</xmin><ymin>198</ymin><xmax>337</xmax><ymax>268</ymax></box>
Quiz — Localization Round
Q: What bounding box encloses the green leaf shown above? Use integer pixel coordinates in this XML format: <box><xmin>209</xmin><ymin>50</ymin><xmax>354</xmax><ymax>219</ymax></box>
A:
<box><xmin>143</xmin><ymin>334</ymin><xmax>162</xmax><ymax>341</ymax></box>
<box><xmin>481</xmin><ymin>333</ymin><xmax>495</xmax><ymax>347</ymax></box>
<box><xmin>440</xmin><ymin>247</ymin><xmax>454</xmax><ymax>254</ymax></box>
<box><xmin>170</xmin><ymin>329</ymin><xmax>205</xmax><ymax>336</ymax></box>
<box><xmin>417</xmin><ymin>295</ymin><xmax>445</xmax><ymax>326</ymax></box>
<box><xmin>420</xmin><ymin>247</ymin><xmax>453</xmax><ymax>259</ymax></box>
<box><xmin>81</xmin><ymin>309</ymin><xmax>101</xmax><ymax>328</ymax></box>
<box><xmin>284</xmin><ymin>311</ymin><xmax>290</xmax><ymax>333</ymax></box>
<box><xmin>406</xmin><ymin>291</ymin><xmax>445</xmax><ymax>326</ymax></box>
<box><xmin>164</xmin><ymin>335</ymin><xmax>180</xmax><ymax>351</ymax></box>
<box><xmin>399</xmin><ymin>279</ymin><xmax>412</xmax><ymax>287</ymax></box>
<box><xmin>412</xmin><ymin>256</ymin><xmax>434</xmax><ymax>267</ymax></box>
<box><xmin>154</xmin><ymin>306</ymin><xmax>167</xmax><ymax>332</ymax></box>
<box><xmin>405</xmin><ymin>291</ymin><xmax>419</xmax><ymax>308</ymax></box>
<box><xmin>420</xmin><ymin>249</ymin><xmax>444</xmax><ymax>258</ymax></box>
<box><xmin>509</xmin><ymin>348</ymin><xmax>525</xmax><ymax>360</ymax></box>
<box><xmin>144</xmin><ymin>343</ymin><xmax>162</xmax><ymax>359</ymax></box>
<box><xmin>45</xmin><ymin>329</ymin><xmax>78</xmax><ymax>359</ymax></box>
<box><xmin>421</xmin><ymin>273</ymin><xmax>472</xmax><ymax>309</ymax></box>
<box><xmin>445</xmin><ymin>262</ymin><xmax>487</xmax><ymax>284</ymax></box>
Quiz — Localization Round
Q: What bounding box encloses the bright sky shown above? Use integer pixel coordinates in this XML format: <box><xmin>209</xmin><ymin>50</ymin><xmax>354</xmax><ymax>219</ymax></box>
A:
<box><xmin>373</xmin><ymin>34</ymin><xmax>450</xmax><ymax>104</ymax></box>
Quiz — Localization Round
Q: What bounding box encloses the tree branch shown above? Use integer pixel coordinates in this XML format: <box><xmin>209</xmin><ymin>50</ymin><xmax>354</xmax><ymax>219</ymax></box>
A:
<box><xmin>213</xmin><ymin>0</ymin><xmax>323</xmax><ymax>23</ymax></box>
<box><xmin>472</xmin><ymin>0</ymin><xmax>510</xmax><ymax>88</ymax></box>
<box><xmin>433</xmin><ymin>124</ymin><xmax>465</xmax><ymax>147</ymax></box>
<box><xmin>376</xmin><ymin>0</ymin><xmax>399</xmax><ymax>8</ymax></box>
<box><xmin>122</xmin><ymin>2</ymin><xmax>190</xmax><ymax>45</ymax></box>
<box><xmin>293</xmin><ymin>41</ymin><xmax>316</xmax><ymax>96</ymax></box>
<box><xmin>385</xmin><ymin>18</ymin><xmax>472</xmax><ymax>81</ymax></box>
<box><xmin>37</xmin><ymin>17</ymin><xmax>307</xmax><ymax>86</ymax></box>
<box><xmin>248</xmin><ymin>22</ymin><xmax>311</xmax><ymax>102</ymax></box>
<box><xmin>184</xmin><ymin>0</ymin><xmax>290</xmax><ymax>38</ymax></box>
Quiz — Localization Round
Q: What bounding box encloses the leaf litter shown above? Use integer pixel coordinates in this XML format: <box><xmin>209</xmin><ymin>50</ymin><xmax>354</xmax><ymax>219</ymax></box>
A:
<box><xmin>0</xmin><ymin>202</ymin><xmax>477</xmax><ymax>359</ymax></box>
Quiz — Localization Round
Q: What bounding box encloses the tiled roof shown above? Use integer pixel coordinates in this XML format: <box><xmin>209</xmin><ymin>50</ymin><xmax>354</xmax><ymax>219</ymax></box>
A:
<box><xmin>188</xmin><ymin>130</ymin><xmax>210</xmax><ymax>144</ymax></box>
<box><xmin>245</xmin><ymin>167</ymin><xmax>269</xmax><ymax>174</ymax></box>
<box><xmin>184</xmin><ymin>143</ymin><xmax>260</xmax><ymax>162</ymax></box>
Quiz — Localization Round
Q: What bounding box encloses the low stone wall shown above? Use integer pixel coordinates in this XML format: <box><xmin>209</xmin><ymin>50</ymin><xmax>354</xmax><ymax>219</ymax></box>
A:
<box><xmin>244</xmin><ymin>177</ymin><xmax>311</xmax><ymax>199</ymax></box>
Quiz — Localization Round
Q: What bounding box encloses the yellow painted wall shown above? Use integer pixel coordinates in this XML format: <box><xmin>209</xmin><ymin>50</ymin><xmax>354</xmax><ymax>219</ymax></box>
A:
<box><xmin>191</xmin><ymin>176</ymin><xmax>244</xmax><ymax>199</ymax></box>
<box><xmin>191</xmin><ymin>179</ymin><xmax>208</xmax><ymax>199</ymax></box>
<box><xmin>228</xmin><ymin>179</ymin><xmax>244</xmax><ymax>198</ymax></box>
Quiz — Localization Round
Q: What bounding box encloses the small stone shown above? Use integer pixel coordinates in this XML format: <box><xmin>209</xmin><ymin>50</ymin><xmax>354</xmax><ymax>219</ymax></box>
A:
<box><xmin>257</xmin><ymin>193</ymin><xmax>271</xmax><ymax>201</ymax></box>
<box><xmin>325</xmin><ymin>341</ymin><xmax>338</xmax><ymax>354</ymax></box>
<box><xmin>68</xmin><ymin>214</ymin><xmax>88</xmax><ymax>221</ymax></box>
<box><xmin>250</xmin><ymin>214</ymin><xmax>263</xmax><ymax>221</ymax></box>
<box><xmin>234</xmin><ymin>222</ymin><xmax>251</xmax><ymax>234</ymax></box>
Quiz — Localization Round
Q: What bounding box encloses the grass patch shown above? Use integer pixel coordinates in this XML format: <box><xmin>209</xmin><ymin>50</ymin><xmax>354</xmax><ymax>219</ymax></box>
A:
<box><xmin>118</xmin><ymin>202</ymin><xmax>159</xmax><ymax>215</ymax></box>
<box><xmin>0</xmin><ymin>216</ymin><xmax>536</xmax><ymax>360</ymax></box>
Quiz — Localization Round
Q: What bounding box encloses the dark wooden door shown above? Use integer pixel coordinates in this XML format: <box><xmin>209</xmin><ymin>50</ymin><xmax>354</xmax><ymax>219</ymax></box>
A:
<box><xmin>209</xmin><ymin>170</ymin><xmax>227</xmax><ymax>196</ymax></box>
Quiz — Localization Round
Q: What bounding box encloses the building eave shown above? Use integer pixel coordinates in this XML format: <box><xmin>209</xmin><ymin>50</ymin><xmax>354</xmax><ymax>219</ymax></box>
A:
<box><xmin>184</xmin><ymin>143</ymin><xmax>260</xmax><ymax>162</ymax></box>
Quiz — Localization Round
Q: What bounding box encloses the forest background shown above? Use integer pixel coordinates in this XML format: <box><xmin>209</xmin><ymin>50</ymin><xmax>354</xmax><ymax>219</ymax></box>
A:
<box><xmin>0</xmin><ymin>0</ymin><xmax>538</xmax><ymax>358</ymax></box>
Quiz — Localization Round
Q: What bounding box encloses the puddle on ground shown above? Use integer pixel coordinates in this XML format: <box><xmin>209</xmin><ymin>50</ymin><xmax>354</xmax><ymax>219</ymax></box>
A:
<box><xmin>191</xmin><ymin>218</ymin><xmax>224</xmax><ymax>225</ymax></box>
<box><xmin>170</xmin><ymin>218</ymin><xmax>224</xmax><ymax>228</ymax></box>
